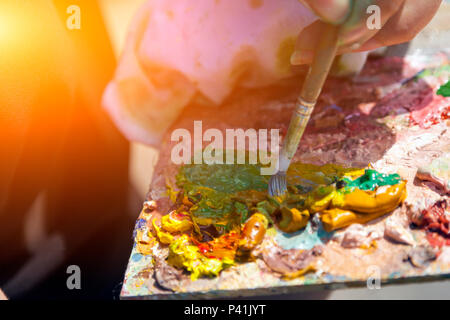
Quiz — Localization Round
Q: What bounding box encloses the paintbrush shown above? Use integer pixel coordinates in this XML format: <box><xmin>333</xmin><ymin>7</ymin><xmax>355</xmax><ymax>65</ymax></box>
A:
<box><xmin>268</xmin><ymin>24</ymin><xmax>340</xmax><ymax>197</ymax></box>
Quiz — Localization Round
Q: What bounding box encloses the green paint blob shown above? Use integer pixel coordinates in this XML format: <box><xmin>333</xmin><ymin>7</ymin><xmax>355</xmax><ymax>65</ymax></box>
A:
<box><xmin>437</xmin><ymin>80</ymin><xmax>450</xmax><ymax>97</ymax></box>
<box><xmin>342</xmin><ymin>169</ymin><xmax>401</xmax><ymax>191</ymax></box>
<box><xmin>176</xmin><ymin>163</ymin><xmax>267</xmax><ymax>223</ymax></box>
<box><xmin>175</xmin><ymin>161</ymin><xmax>401</xmax><ymax>226</ymax></box>
<box><xmin>177</xmin><ymin>163</ymin><xmax>267</xmax><ymax>194</ymax></box>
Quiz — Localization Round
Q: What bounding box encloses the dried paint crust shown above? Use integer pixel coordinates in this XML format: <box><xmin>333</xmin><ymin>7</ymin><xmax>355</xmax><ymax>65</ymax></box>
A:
<box><xmin>121</xmin><ymin>55</ymin><xmax>450</xmax><ymax>299</ymax></box>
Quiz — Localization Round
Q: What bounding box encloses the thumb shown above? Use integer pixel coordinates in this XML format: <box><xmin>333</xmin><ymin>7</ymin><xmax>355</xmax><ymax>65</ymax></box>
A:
<box><xmin>291</xmin><ymin>0</ymin><xmax>352</xmax><ymax>65</ymax></box>
<box><xmin>290</xmin><ymin>21</ymin><xmax>323</xmax><ymax>65</ymax></box>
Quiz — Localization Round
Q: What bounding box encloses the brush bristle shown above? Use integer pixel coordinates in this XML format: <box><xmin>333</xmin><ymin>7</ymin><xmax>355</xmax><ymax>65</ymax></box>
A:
<box><xmin>268</xmin><ymin>172</ymin><xmax>287</xmax><ymax>197</ymax></box>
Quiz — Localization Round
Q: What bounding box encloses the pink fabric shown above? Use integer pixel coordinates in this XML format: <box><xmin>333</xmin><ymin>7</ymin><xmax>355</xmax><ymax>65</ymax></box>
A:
<box><xmin>102</xmin><ymin>0</ymin><xmax>316</xmax><ymax>146</ymax></box>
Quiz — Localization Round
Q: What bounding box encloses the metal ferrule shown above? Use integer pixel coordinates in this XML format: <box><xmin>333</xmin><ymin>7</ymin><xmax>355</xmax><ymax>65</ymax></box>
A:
<box><xmin>278</xmin><ymin>98</ymin><xmax>316</xmax><ymax>171</ymax></box>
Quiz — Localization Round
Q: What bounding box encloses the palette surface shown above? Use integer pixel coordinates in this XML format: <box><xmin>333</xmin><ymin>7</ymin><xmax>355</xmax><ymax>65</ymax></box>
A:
<box><xmin>120</xmin><ymin>53</ymin><xmax>450</xmax><ymax>299</ymax></box>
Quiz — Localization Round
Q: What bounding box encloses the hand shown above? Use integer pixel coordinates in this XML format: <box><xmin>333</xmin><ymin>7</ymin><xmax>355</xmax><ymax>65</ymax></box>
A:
<box><xmin>291</xmin><ymin>0</ymin><xmax>442</xmax><ymax>65</ymax></box>
<box><xmin>0</xmin><ymin>288</ymin><xmax>7</xmax><ymax>300</ymax></box>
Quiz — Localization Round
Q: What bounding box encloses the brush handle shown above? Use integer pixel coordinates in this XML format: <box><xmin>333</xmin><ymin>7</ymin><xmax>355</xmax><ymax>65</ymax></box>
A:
<box><xmin>278</xmin><ymin>25</ymin><xmax>339</xmax><ymax>172</ymax></box>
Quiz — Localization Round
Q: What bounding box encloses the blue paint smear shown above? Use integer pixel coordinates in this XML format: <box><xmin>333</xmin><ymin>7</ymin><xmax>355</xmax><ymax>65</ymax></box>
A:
<box><xmin>388</xmin><ymin>271</ymin><xmax>401</xmax><ymax>279</ymax></box>
<box><xmin>131</xmin><ymin>253</ymin><xmax>143</xmax><ymax>262</ymax></box>
<box><xmin>275</xmin><ymin>221</ymin><xmax>334</xmax><ymax>250</ymax></box>
<box><xmin>136</xmin><ymin>218</ymin><xmax>147</xmax><ymax>230</ymax></box>
<box><xmin>132</xmin><ymin>218</ymin><xmax>147</xmax><ymax>238</ymax></box>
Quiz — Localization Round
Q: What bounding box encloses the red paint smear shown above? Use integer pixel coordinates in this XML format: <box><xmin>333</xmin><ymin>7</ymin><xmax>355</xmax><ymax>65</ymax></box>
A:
<box><xmin>422</xmin><ymin>200</ymin><xmax>449</xmax><ymax>234</ymax></box>
<box><xmin>173</xmin><ymin>211</ymin><xmax>190</xmax><ymax>220</ymax></box>
<box><xmin>426</xmin><ymin>232</ymin><xmax>450</xmax><ymax>249</ymax></box>
<box><xmin>410</xmin><ymin>94</ymin><xmax>450</xmax><ymax>128</ymax></box>
<box><xmin>191</xmin><ymin>231</ymin><xmax>240</xmax><ymax>259</ymax></box>
<box><xmin>421</xmin><ymin>200</ymin><xmax>450</xmax><ymax>248</ymax></box>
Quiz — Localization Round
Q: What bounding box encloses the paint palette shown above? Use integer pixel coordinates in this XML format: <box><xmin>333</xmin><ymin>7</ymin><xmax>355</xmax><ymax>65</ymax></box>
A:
<box><xmin>120</xmin><ymin>54</ymin><xmax>450</xmax><ymax>299</ymax></box>
<box><xmin>121</xmin><ymin>206</ymin><xmax>449</xmax><ymax>299</ymax></box>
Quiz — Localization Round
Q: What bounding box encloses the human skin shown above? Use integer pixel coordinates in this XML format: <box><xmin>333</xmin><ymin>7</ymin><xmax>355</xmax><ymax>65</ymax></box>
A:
<box><xmin>0</xmin><ymin>288</ymin><xmax>7</xmax><ymax>300</ymax></box>
<box><xmin>291</xmin><ymin>0</ymin><xmax>443</xmax><ymax>65</ymax></box>
<box><xmin>102</xmin><ymin>0</ymin><xmax>443</xmax><ymax>146</ymax></box>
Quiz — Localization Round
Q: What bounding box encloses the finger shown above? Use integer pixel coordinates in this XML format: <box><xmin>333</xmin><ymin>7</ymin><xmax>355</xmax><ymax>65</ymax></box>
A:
<box><xmin>290</xmin><ymin>17</ymin><xmax>375</xmax><ymax>66</ymax></box>
<box><xmin>290</xmin><ymin>20</ymin><xmax>323</xmax><ymax>65</ymax></box>
<box><xmin>356</xmin><ymin>0</ymin><xmax>442</xmax><ymax>52</ymax></box>
<box><xmin>299</xmin><ymin>0</ymin><xmax>351</xmax><ymax>24</ymax></box>
<box><xmin>291</xmin><ymin>0</ymin><xmax>404</xmax><ymax>65</ymax></box>
<box><xmin>338</xmin><ymin>0</ymin><xmax>404</xmax><ymax>47</ymax></box>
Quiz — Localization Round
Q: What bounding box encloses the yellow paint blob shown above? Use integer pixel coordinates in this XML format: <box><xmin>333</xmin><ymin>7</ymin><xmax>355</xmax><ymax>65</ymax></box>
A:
<box><xmin>287</xmin><ymin>163</ymin><xmax>364</xmax><ymax>188</ymax></box>
<box><xmin>167</xmin><ymin>235</ymin><xmax>234</xmax><ymax>280</ymax></box>
<box><xmin>161</xmin><ymin>211</ymin><xmax>193</xmax><ymax>233</ymax></box>
<box><xmin>334</xmin><ymin>181</ymin><xmax>407</xmax><ymax>214</ymax></box>
<box><xmin>283</xmin><ymin>164</ymin><xmax>406</xmax><ymax>232</ymax></box>
<box><xmin>282</xmin><ymin>265</ymin><xmax>316</xmax><ymax>280</ymax></box>
<box><xmin>278</xmin><ymin>207</ymin><xmax>310</xmax><ymax>233</ymax></box>
<box><xmin>152</xmin><ymin>219</ymin><xmax>175</xmax><ymax>244</ymax></box>
<box><xmin>135</xmin><ymin>229</ymin><xmax>157</xmax><ymax>255</ymax></box>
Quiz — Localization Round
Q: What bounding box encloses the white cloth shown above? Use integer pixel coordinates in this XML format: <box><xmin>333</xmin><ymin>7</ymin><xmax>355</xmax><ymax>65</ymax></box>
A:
<box><xmin>102</xmin><ymin>0</ymin><xmax>316</xmax><ymax>146</ymax></box>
